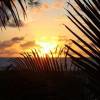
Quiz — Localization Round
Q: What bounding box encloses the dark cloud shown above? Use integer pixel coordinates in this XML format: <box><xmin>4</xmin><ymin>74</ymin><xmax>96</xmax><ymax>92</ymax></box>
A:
<box><xmin>0</xmin><ymin>37</ymin><xmax>24</xmax><ymax>49</ymax></box>
<box><xmin>11</xmin><ymin>37</ymin><xmax>24</xmax><ymax>43</ymax></box>
<box><xmin>0</xmin><ymin>41</ymin><xmax>13</xmax><ymax>49</ymax></box>
<box><xmin>20</xmin><ymin>41</ymin><xmax>36</xmax><ymax>49</ymax></box>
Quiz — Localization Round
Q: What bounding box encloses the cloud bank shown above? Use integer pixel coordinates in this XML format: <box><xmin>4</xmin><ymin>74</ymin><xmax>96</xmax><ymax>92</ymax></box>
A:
<box><xmin>0</xmin><ymin>37</ymin><xmax>24</xmax><ymax>49</ymax></box>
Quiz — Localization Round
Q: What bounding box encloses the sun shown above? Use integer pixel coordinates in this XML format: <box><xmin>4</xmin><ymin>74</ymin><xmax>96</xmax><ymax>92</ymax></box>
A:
<box><xmin>36</xmin><ymin>41</ymin><xmax>57</xmax><ymax>55</ymax></box>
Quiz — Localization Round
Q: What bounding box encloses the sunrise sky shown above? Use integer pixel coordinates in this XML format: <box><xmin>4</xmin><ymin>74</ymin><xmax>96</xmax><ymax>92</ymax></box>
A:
<box><xmin>0</xmin><ymin>0</ymin><xmax>82</xmax><ymax>57</ymax></box>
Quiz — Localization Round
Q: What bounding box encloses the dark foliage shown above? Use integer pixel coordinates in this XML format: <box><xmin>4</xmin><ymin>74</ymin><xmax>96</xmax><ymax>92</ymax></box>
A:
<box><xmin>0</xmin><ymin>0</ymin><xmax>26</xmax><ymax>27</ymax></box>
<box><xmin>0</xmin><ymin>0</ymin><xmax>40</xmax><ymax>28</ymax></box>
<box><xmin>65</xmin><ymin>0</ymin><xmax>100</xmax><ymax>99</ymax></box>
<box><xmin>10</xmin><ymin>48</ymin><xmax>78</xmax><ymax>72</ymax></box>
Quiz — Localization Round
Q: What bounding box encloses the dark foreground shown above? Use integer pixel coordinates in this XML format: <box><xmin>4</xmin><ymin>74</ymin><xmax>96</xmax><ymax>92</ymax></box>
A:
<box><xmin>0</xmin><ymin>71</ymin><xmax>84</xmax><ymax>100</ymax></box>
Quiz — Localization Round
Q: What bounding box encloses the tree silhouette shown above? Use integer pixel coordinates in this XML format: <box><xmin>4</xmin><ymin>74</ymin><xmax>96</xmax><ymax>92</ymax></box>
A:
<box><xmin>65</xmin><ymin>0</ymin><xmax>100</xmax><ymax>98</ymax></box>
<box><xmin>0</xmin><ymin>0</ymin><xmax>26</xmax><ymax>27</ymax></box>
<box><xmin>0</xmin><ymin>0</ymin><xmax>40</xmax><ymax>28</ymax></box>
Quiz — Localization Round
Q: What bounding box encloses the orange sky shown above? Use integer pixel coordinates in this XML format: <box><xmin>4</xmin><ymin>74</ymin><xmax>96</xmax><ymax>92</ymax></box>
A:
<box><xmin>0</xmin><ymin>0</ymin><xmax>83</xmax><ymax>57</ymax></box>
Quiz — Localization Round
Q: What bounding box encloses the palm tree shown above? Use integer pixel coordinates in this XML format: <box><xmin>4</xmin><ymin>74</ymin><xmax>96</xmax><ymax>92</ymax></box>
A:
<box><xmin>64</xmin><ymin>0</ymin><xmax>100</xmax><ymax>98</ymax></box>
<box><xmin>0</xmin><ymin>0</ymin><xmax>40</xmax><ymax>28</ymax></box>
<box><xmin>0</xmin><ymin>0</ymin><xmax>26</xmax><ymax>27</ymax></box>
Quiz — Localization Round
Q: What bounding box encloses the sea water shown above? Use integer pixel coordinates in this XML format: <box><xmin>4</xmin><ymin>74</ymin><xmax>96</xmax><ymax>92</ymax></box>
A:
<box><xmin>0</xmin><ymin>57</ymin><xmax>74</xmax><ymax>71</ymax></box>
<box><xmin>0</xmin><ymin>58</ymin><xmax>11</xmax><ymax>70</ymax></box>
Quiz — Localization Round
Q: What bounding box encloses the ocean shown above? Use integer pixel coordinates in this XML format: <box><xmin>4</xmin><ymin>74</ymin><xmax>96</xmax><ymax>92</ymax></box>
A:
<box><xmin>0</xmin><ymin>57</ymin><xmax>73</xmax><ymax>71</ymax></box>
<box><xmin>0</xmin><ymin>58</ymin><xmax>11</xmax><ymax>70</ymax></box>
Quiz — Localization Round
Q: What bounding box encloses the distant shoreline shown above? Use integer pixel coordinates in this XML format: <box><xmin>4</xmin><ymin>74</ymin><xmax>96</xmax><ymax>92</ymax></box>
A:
<box><xmin>0</xmin><ymin>57</ymin><xmax>73</xmax><ymax>71</ymax></box>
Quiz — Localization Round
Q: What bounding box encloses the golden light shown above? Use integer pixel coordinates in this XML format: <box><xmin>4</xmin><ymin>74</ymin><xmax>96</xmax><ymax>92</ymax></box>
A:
<box><xmin>36</xmin><ymin>41</ymin><xmax>57</xmax><ymax>55</ymax></box>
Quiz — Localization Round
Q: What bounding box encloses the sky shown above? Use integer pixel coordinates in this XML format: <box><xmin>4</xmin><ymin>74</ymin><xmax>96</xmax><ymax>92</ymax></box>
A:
<box><xmin>0</xmin><ymin>0</ymin><xmax>81</xmax><ymax>57</ymax></box>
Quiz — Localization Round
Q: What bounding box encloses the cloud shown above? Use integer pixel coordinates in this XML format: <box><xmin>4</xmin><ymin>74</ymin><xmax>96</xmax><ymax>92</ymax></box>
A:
<box><xmin>20</xmin><ymin>41</ymin><xmax>37</xmax><ymax>49</ymax></box>
<box><xmin>0</xmin><ymin>37</ymin><xmax>24</xmax><ymax>49</ymax></box>
<box><xmin>11</xmin><ymin>37</ymin><xmax>24</xmax><ymax>42</ymax></box>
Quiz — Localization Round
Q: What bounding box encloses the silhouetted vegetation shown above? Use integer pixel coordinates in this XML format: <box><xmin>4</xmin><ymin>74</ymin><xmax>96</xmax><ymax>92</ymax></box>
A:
<box><xmin>0</xmin><ymin>0</ymin><xmax>26</xmax><ymax>27</ymax></box>
<box><xmin>64</xmin><ymin>0</ymin><xmax>100</xmax><ymax>99</ymax></box>
<box><xmin>0</xmin><ymin>0</ymin><xmax>40</xmax><ymax>27</ymax></box>
<box><xmin>10</xmin><ymin>48</ymin><xmax>79</xmax><ymax>72</ymax></box>
<box><xmin>0</xmin><ymin>0</ymin><xmax>100</xmax><ymax>100</ymax></box>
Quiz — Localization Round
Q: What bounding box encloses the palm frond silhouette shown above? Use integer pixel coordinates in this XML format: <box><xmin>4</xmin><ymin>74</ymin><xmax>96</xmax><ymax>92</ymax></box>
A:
<box><xmin>64</xmin><ymin>0</ymin><xmax>100</xmax><ymax>98</ymax></box>
<box><xmin>10</xmin><ymin>48</ymin><xmax>78</xmax><ymax>72</ymax></box>
<box><xmin>0</xmin><ymin>0</ymin><xmax>26</xmax><ymax>27</ymax></box>
<box><xmin>0</xmin><ymin>0</ymin><xmax>41</xmax><ymax>28</ymax></box>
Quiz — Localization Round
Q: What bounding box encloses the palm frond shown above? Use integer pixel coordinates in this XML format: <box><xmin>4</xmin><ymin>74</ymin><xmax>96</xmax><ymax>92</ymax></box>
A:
<box><xmin>65</xmin><ymin>0</ymin><xmax>100</xmax><ymax>97</ymax></box>
<box><xmin>9</xmin><ymin>48</ymin><xmax>78</xmax><ymax>72</ymax></box>
<box><xmin>0</xmin><ymin>0</ymin><xmax>26</xmax><ymax>27</ymax></box>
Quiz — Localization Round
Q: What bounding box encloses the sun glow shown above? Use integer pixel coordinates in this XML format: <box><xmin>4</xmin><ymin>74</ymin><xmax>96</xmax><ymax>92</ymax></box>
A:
<box><xmin>36</xmin><ymin>41</ymin><xmax>57</xmax><ymax>55</ymax></box>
